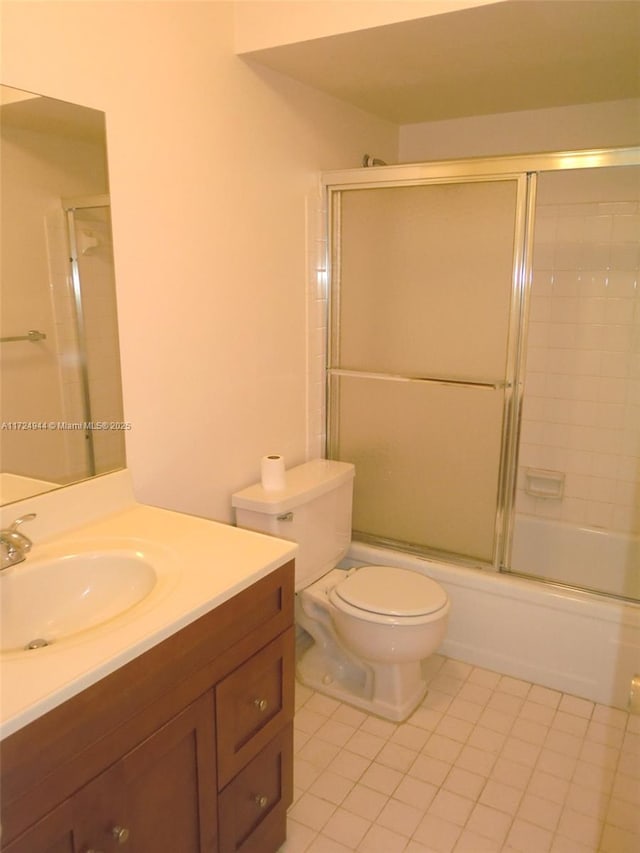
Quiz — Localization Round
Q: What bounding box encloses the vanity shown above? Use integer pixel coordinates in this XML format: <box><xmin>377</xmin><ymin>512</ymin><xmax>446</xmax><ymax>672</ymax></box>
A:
<box><xmin>0</xmin><ymin>472</ymin><xmax>298</xmax><ymax>853</ymax></box>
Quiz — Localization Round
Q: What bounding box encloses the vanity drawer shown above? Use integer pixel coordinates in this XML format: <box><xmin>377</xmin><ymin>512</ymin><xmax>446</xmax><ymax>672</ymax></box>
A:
<box><xmin>216</xmin><ymin>627</ymin><xmax>294</xmax><ymax>789</ymax></box>
<box><xmin>218</xmin><ymin>724</ymin><xmax>293</xmax><ymax>853</ymax></box>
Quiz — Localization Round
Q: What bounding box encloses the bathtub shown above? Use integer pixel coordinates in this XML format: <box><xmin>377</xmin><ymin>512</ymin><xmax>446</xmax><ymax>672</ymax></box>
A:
<box><xmin>345</xmin><ymin>541</ymin><xmax>640</xmax><ymax>710</ymax></box>
<box><xmin>511</xmin><ymin>514</ymin><xmax>640</xmax><ymax>601</ymax></box>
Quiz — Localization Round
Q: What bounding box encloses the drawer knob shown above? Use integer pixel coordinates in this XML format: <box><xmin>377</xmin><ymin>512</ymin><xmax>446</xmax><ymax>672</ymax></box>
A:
<box><xmin>255</xmin><ymin>795</ymin><xmax>269</xmax><ymax>809</ymax></box>
<box><xmin>253</xmin><ymin>698</ymin><xmax>268</xmax><ymax>712</ymax></box>
<box><xmin>111</xmin><ymin>826</ymin><xmax>130</xmax><ymax>845</ymax></box>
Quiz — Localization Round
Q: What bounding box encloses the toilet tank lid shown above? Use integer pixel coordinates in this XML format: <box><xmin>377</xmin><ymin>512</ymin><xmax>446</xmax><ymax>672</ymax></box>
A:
<box><xmin>232</xmin><ymin>459</ymin><xmax>354</xmax><ymax>515</ymax></box>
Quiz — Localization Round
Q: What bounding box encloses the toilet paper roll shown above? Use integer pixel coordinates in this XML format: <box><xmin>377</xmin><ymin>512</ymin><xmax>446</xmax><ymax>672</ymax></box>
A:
<box><xmin>261</xmin><ymin>455</ymin><xmax>286</xmax><ymax>491</ymax></box>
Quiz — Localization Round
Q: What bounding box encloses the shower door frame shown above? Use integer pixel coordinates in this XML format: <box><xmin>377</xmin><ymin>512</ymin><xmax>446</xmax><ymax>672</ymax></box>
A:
<box><xmin>63</xmin><ymin>193</ymin><xmax>111</xmax><ymax>478</ymax></box>
<box><xmin>323</xmin><ymin>146</ymin><xmax>640</xmax><ymax>574</ymax></box>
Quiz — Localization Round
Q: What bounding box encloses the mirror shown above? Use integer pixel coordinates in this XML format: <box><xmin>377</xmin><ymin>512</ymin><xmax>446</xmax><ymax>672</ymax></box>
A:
<box><xmin>0</xmin><ymin>86</ymin><xmax>125</xmax><ymax>505</ymax></box>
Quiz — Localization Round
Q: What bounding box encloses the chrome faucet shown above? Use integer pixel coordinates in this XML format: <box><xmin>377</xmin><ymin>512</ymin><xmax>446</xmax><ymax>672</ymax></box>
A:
<box><xmin>0</xmin><ymin>513</ymin><xmax>36</xmax><ymax>571</ymax></box>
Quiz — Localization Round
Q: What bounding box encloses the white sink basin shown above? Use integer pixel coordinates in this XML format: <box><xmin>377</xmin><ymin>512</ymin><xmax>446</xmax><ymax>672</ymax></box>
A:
<box><xmin>1</xmin><ymin>551</ymin><xmax>157</xmax><ymax>653</ymax></box>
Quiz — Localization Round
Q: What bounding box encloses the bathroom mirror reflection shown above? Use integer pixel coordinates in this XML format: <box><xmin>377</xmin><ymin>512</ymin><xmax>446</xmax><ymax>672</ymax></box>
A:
<box><xmin>0</xmin><ymin>85</ymin><xmax>126</xmax><ymax>505</ymax></box>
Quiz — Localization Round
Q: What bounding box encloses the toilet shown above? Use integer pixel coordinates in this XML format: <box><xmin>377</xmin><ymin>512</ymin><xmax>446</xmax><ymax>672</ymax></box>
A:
<box><xmin>232</xmin><ymin>459</ymin><xmax>450</xmax><ymax>721</ymax></box>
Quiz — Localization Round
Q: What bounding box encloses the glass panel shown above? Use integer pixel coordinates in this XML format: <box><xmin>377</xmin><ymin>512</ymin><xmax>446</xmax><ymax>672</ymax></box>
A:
<box><xmin>336</xmin><ymin>180</ymin><xmax>519</xmax><ymax>381</ymax></box>
<box><xmin>331</xmin><ymin>374</ymin><xmax>505</xmax><ymax>564</ymax></box>
<box><xmin>510</xmin><ymin>165</ymin><xmax>640</xmax><ymax>602</ymax></box>
<box><xmin>71</xmin><ymin>205</ymin><xmax>125</xmax><ymax>476</ymax></box>
<box><xmin>329</xmin><ymin>176</ymin><xmax>524</xmax><ymax>566</ymax></box>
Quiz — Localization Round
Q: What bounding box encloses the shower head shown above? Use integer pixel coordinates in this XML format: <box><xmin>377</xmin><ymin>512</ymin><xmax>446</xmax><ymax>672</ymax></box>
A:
<box><xmin>78</xmin><ymin>229</ymin><xmax>100</xmax><ymax>255</ymax></box>
<box><xmin>362</xmin><ymin>154</ymin><xmax>388</xmax><ymax>168</ymax></box>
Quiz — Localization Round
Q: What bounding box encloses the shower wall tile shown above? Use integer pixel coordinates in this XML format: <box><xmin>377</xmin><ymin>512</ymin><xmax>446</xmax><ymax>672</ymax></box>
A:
<box><xmin>518</xmin><ymin>197</ymin><xmax>640</xmax><ymax>535</ymax></box>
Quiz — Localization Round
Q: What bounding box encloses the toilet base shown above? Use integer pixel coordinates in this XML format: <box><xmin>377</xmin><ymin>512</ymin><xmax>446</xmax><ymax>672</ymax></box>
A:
<box><xmin>296</xmin><ymin>643</ymin><xmax>428</xmax><ymax>722</ymax></box>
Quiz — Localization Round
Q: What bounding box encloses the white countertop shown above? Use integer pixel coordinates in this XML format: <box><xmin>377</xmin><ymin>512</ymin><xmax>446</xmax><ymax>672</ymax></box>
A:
<box><xmin>0</xmin><ymin>473</ymin><xmax>297</xmax><ymax>740</ymax></box>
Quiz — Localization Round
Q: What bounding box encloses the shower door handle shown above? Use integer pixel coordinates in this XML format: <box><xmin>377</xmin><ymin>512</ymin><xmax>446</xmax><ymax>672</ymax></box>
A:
<box><xmin>410</xmin><ymin>377</ymin><xmax>512</xmax><ymax>391</ymax></box>
<box><xmin>328</xmin><ymin>368</ymin><xmax>511</xmax><ymax>391</ymax></box>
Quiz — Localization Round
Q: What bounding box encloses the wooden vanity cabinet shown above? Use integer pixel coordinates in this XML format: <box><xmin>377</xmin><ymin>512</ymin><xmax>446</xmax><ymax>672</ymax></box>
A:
<box><xmin>3</xmin><ymin>693</ymin><xmax>217</xmax><ymax>853</ymax></box>
<box><xmin>0</xmin><ymin>561</ymin><xmax>295</xmax><ymax>853</ymax></box>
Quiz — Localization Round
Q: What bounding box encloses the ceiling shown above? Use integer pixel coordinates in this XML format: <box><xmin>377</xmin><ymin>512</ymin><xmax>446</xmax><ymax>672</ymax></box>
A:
<box><xmin>242</xmin><ymin>0</ymin><xmax>640</xmax><ymax>124</ymax></box>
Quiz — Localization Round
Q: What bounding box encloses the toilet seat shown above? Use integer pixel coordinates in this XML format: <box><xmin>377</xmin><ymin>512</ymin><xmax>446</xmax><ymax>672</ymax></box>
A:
<box><xmin>330</xmin><ymin>565</ymin><xmax>448</xmax><ymax>624</ymax></box>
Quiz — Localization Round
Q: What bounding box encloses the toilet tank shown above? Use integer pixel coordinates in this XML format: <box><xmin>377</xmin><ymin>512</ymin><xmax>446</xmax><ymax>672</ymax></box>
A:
<box><xmin>232</xmin><ymin>459</ymin><xmax>354</xmax><ymax>591</ymax></box>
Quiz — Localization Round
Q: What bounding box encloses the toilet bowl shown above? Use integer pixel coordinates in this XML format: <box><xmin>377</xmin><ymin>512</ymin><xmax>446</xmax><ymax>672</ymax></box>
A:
<box><xmin>232</xmin><ymin>459</ymin><xmax>450</xmax><ymax>721</ymax></box>
<box><xmin>296</xmin><ymin>565</ymin><xmax>449</xmax><ymax>720</ymax></box>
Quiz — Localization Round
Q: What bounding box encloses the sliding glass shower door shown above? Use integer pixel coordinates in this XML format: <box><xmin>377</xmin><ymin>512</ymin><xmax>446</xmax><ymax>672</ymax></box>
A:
<box><xmin>327</xmin><ymin>176</ymin><xmax>530</xmax><ymax>567</ymax></box>
<box><xmin>66</xmin><ymin>200</ymin><xmax>125</xmax><ymax>477</ymax></box>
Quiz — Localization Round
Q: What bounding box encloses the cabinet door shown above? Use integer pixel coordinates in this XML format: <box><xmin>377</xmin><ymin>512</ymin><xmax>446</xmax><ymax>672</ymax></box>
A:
<box><xmin>3</xmin><ymin>763</ymin><xmax>125</xmax><ymax>853</ymax></box>
<box><xmin>1</xmin><ymin>799</ymin><xmax>75</xmax><ymax>853</ymax></box>
<box><xmin>119</xmin><ymin>691</ymin><xmax>217</xmax><ymax>853</ymax></box>
<box><xmin>216</xmin><ymin>628</ymin><xmax>294</xmax><ymax>788</ymax></box>
<box><xmin>4</xmin><ymin>693</ymin><xmax>217</xmax><ymax>853</ymax></box>
<box><xmin>3</xmin><ymin>764</ymin><xmax>125</xmax><ymax>853</ymax></box>
<box><xmin>73</xmin><ymin>758</ymin><xmax>127</xmax><ymax>853</ymax></box>
<box><xmin>218</xmin><ymin>724</ymin><xmax>292</xmax><ymax>853</ymax></box>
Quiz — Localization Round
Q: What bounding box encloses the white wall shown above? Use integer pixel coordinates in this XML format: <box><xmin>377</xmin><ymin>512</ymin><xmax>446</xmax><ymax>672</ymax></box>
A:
<box><xmin>399</xmin><ymin>99</ymin><xmax>640</xmax><ymax>162</ymax></box>
<box><xmin>1</xmin><ymin>0</ymin><xmax>397</xmax><ymax>522</ymax></box>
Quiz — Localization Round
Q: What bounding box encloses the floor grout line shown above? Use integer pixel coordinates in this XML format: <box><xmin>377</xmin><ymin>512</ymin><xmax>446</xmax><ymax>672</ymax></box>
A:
<box><xmin>280</xmin><ymin>654</ymin><xmax>640</xmax><ymax>853</ymax></box>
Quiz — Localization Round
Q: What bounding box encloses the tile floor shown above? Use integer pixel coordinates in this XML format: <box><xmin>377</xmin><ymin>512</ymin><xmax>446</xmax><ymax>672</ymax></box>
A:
<box><xmin>279</xmin><ymin>655</ymin><xmax>640</xmax><ymax>853</ymax></box>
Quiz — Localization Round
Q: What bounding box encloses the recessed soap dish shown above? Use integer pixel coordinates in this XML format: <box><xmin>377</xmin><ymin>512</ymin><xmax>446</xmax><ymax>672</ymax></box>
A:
<box><xmin>524</xmin><ymin>468</ymin><xmax>565</xmax><ymax>499</ymax></box>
